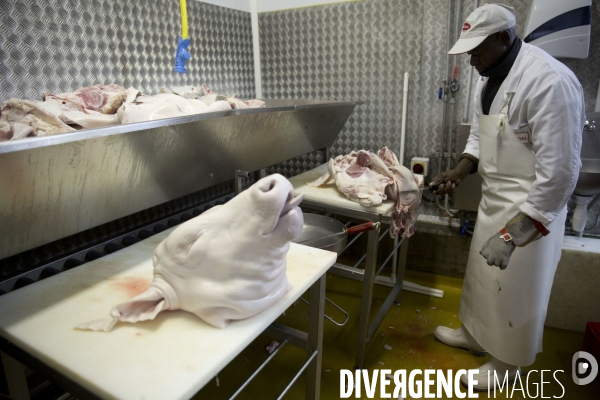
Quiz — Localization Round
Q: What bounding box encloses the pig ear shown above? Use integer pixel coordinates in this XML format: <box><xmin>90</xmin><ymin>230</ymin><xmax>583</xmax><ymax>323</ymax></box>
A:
<box><xmin>76</xmin><ymin>316</ymin><xmax>119</xmax><ymax>332</ymax></box>
<box><xmin>76</xmin><ymin>287</ymin><xmax>168</xmax><ymax>332</ymax></box>
<box><xmin>307</xmin><ymin>170</ymin><xmax>332</xmax><ymax>187</ymax></box>
<box><xmin>328</xmin><ymin>158</ymin><xmax>337</xmax><ymax>180</ymax></box>
<box><xmin>111</xmin><ymin>293</ymin><xmax>167</xmax><ymax>323</ymax></box>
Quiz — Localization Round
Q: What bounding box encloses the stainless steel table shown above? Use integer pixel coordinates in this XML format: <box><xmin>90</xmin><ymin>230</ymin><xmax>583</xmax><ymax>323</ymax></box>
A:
<box><xmin>0</xmin><ymin>228</ymin><xmax>336</xmax><ymax>400</ymax></box>
<box><xmin>289</xmin><ymin>165</ymin><xmax>409</xmax><ymax>369</ymax></box>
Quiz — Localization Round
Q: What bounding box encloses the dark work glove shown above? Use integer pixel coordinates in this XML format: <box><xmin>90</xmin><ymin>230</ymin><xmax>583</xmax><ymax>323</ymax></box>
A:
<box><xmin>480</xmin><ymin>212</ymin><xmax>550</xmax><ymax>270</ymax></box>
<box><xmin>479</xmin><ymin>235</ymin><xmax>516</xmax><ymax>270</ymax></box>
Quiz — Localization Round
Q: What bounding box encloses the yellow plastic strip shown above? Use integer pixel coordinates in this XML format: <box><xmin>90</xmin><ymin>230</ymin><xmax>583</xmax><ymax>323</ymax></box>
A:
<box><xmin>180</xmin><ymin>0</ymin><xmax>188</xmax><ymax>40</ymax></box>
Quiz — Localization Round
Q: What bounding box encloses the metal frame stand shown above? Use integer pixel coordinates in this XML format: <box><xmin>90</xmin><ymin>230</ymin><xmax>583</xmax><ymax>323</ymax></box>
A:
<box><xmin>313</xmin><ymin>148</ymin><xmax>443</xmax><ymax>301</ymax></box>
<box><xmin>300</xmin><ymin>200</ymin><xmax>409</xmax><ymax>369</ymax></box>
<box><xmin>255</xmin><ymin>274</ymin><xmax>327</xmax><ymax>400</ymax></box>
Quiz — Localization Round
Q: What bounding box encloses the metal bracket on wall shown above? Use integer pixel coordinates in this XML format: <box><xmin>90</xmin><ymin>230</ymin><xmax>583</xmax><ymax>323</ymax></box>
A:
<box><xmin>235</xmin><ymin>169</ymin><xmax>268</xmax><ymax>195</ymax></box>
<box><xmin>320</xmin><ymin>147</ymin><xmax>330</xmax><ymax>162</ymax></box>
<box><xmin>235</xmin><ymin>170</ymin><xmax>251</xmax><ymax>194</ymax></box>
<box><xmin>433</xmin><ymin>151</ymin><xmax>458</xmax><ymax>159</ymax></box>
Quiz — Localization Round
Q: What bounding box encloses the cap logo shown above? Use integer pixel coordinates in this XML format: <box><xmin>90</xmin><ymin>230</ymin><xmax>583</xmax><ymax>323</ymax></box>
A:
<box><xmin>462</xmin><ymin>22</ymin><xmax>471</xmax><ymax>32</ymax></box>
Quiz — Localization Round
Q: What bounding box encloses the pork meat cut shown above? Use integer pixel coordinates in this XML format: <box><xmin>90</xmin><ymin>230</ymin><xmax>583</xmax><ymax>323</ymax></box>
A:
<box><xmin>0</xmin><ymin>98</ymin><xmax>76</xmax><ymax>140</ymax></box>
<box><xmin>117</xmin><ymin>93</ymin><xmax>232</xmax><ymax>124</ymax></box>
<box><xmin>0</xmin><ymin>83</ymin><xmax>264</xmax><ymax>142</ymax></box>
<box><xmin>44</xmin><ymin>84</ymin><xmax>128</xmax><ymax>114</ymax></box>
<box><xmin>309</xmin><ymin>147</ymin><xmax>423</xmax><ymax>238</ymax></box>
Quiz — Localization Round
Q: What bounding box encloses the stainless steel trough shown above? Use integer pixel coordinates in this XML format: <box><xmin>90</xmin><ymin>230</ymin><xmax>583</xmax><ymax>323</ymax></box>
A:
<box><xmin>0</xmin><ymin>100</ymin><xmax>359</xmax><ymax>259</ymax></box>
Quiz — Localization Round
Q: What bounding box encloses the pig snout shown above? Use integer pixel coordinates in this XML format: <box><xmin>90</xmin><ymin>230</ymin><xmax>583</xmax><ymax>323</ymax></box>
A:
<box><xmin>250</xmin><ymin>174</ymin><xmax>304</xmax><ymax>237</ymax></box>
<box><xmin>270</xmin><ymin>193</ymin><xmax>304</xmax><ymax>241</ymax></box>
<box><xmin>251</xmin><ymin>174</ymin><xmax>296</xmax><ymax>214</ymax></box>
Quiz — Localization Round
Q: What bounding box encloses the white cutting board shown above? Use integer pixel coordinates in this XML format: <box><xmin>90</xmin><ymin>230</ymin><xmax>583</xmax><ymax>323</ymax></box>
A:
<box><xmin>288</xmin><ymin>163</ymin><xmax>395</xmax><ymax>216</ymax></box>
<box><xmin>0</xmin><ymin>228</ymin><xmax>336</xmax><ymax>400</ymax></box>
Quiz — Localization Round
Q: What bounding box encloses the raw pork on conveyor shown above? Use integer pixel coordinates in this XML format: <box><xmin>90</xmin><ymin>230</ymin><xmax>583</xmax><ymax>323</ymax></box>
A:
<box><xmin>0</xmin><ymin>84</ymin><xmax>131</xmax><ymax>141</ymax></box>
<box><xmin>116</xmin><ymin>93</ymin><xmax>231</xmax><ymax>124</ymax></box>
<box><xmin>308</xmin><ymin>147</ymin><xmax>423</xmax><ymax>238</ymax></box>
<box><xmin>0</xmin><ymin>99</ymin><xmax>76</xmax><ymax>141</ymax></box>
<box><xmin>77</xmin><ymin>174</ymin><xmax>304</xmax><ymax>331</ymax></box>
<box><xmin>43</xmin><ymin>84</ymin><xmax>128</xmax><ymax>114</ymax></box>
<box><xmin>161</xmin><ymin>84</ymin><xmax>266</xmax><ymax>109</ymax></box>
<box><xmin>0</xmin><ymin>83</ymin><xmax>264</xmax><ymax>141</ymax></box>
<box><xmin>117</xmin><ymin>84</ymin><xmax>265</xmax><ymax>123</ymax></box>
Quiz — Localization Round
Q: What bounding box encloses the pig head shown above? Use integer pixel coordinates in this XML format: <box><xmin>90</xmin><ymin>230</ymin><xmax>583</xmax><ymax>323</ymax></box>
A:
<box><xmin>77</xmin><ymin>174</ymin><xmax>304</xmax><ymax>331</ymax></box>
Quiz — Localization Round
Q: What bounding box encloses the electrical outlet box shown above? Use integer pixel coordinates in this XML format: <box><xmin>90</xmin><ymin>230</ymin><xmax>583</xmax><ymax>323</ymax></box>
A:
<box><xmin>411</xmin><ymin>157</ymin><xmax>429</xmax><ymax>177</ymax></box>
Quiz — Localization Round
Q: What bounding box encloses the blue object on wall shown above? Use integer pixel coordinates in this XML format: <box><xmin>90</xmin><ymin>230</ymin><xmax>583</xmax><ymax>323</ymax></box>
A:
<box><xmin>175</xmin><ymin>36</ymin><xmax>191</xmax><ymax>73</ymax></box>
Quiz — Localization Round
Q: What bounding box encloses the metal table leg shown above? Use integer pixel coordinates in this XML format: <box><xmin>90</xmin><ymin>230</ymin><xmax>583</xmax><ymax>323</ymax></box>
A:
<box><xmin>299</xmin><ymin>201</ymin><xmax>421</xmax><ymax>368</ymax></box>
<box><xmin>1</xmin><ymin>351</ymin><xmax>29</xmax><ymax>400</ymax></box>
<box><xmin>354</xmin><ymin>227</ymin><xmax>380</xmax><ymax>369</ymax></box>
<box><xmin>306</xmin><ymin>274</ymin><xmax>326</xmax><ymax>400</ymax></box>
<box><xmin>391</xmin><ymin>235</ymin><xmax>398</xmax><ymax>283</ymax></box>
<box><xmin>395</xmin><ymin>237</ymin><xmax>409</xmax><ymax>294</ymax></box>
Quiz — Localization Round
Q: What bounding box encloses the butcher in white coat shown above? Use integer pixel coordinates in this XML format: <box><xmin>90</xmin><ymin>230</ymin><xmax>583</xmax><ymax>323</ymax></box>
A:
<box><xmin>429</xmin><ymin>4</ymin><xmax>584</xmax><ymax>391</ymax></box>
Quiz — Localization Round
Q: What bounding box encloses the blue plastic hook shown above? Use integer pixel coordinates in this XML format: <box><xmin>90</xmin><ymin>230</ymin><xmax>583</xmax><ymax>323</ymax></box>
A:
<box><xmin>174</xmin><ymin>36</ymin><xmax>191</xmax><ymax>73</ymax></box>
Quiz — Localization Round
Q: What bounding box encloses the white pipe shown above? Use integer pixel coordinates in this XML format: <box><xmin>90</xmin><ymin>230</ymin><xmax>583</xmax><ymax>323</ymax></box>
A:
<box><xmin>250</xmin><ymin>0</ymin><xmax>262</xmax><ymax>99</ymax></box>
<box><xmin>463</xmin><ymin>0</ymin><xmax>479</xmax><ymax>122</ymax></box>
<box><xmin>435</xmin><ymin>193</ymin><xmax>458</xmax><ymax>216</ymax></box>
<box><xmin>453</xmin><ymin>0</ymin><xmax>462</xmax><ymax>65</ymax></box>
<box><xmin>449</xmin><ymin>0</ymin><xmax>461</xmax><ymax>168</ymax></box>
<box><xmin>400</xmin><ymin>72</ymin><xmax>409</xmax><ymax>166</ymax></box>
<box><xmin>463</xmin><ymin>68</ymin><xmax>474</xmax><ymax>123</ymax></box>
<box><xmin>463</xmin><ymin>65</ymin><xmax>473</xmax><ymax>122</ymax></box>
<box><xmin>439</xmin><ymin>0</ymin><xmax>454</xmax><ymax>175</ymax></box>
<box><xmin>573</xmin><ymin>195</ymin><xmax>593</xmax><ymax>237</ymax></box>
<box><xmin>595</xmin><ymin>79</ymin><xmax>600</xmax><ymax>112</ymax></box>
<box><xmin>444</xmin><ymin>194</ymin><xmax>458</xmax><ymax>216</ymax></box>
<box><xmin>444</xmin><ymin>1</ymin><xmax>453</xmax><ymax>81</ymax></box>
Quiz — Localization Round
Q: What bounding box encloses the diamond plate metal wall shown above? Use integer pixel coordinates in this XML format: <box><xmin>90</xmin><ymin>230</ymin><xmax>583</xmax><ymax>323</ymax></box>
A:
<box><xmin>1</xmin><ymin>0</ymin><xmax>597</xmax><ymax>239</ymax></box>
<box><xmin>260</xmin><ymin>0</ymin><xmax>424</xmax><ymax>172</ymax></box>
<box><xmin>0</xmin><ymin>0</ymin><xmax>255</xmax><ymax>101</ymax></box>
<box><xmin>0</xmin><ymin>0</ymin><xmax>255</xmax><ymax>274</ymax></box>
<box><xmin>260</xmin><ymin>0</ymin><xmax>600</xmax><ymax>227</ymax></box>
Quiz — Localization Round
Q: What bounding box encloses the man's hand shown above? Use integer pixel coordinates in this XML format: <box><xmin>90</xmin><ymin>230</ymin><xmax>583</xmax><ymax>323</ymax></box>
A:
<box><xmin>480</xmin><ymin>235</ymin><xmax>516</xmax><ymax>270</ymax></box>
<box><xmin>429</xmin><ymin>170</ymin><xmax>462</xmax><ymax>195</ymax></box>
<box><xmin>429</xmin><ymin>157</ymin><xmax>475</xmax><ymax>195</ymax></box>
<box><xmin>480</xmin><ymin>212</ymin><xmax>550</xmax><ymax>269</ymax></box>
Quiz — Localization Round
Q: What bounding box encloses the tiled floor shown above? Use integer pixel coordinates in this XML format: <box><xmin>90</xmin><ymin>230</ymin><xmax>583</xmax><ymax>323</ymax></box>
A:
<box><xmin>195</xmin><ymin>270</ymin><xmax>600</xmax><ymax>399</ymax></box>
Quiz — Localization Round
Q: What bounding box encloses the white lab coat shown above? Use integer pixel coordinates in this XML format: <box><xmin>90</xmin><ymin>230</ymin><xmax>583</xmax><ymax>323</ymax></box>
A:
<box><xmin>463</xmin><ymin>42</ymin><xmax>585</xmax><ymax>225</ymax></box>
<box><xmin>459</xmin><ymin>42</ymin><xmax>585</xmax><ymax>366</ymax></box>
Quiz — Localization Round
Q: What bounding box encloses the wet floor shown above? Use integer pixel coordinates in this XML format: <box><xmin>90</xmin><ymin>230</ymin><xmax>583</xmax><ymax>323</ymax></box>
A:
<box><xmin>194</xmin><ymin>270</ymin><xmax>600</xmax><ymax>399</ymax></box>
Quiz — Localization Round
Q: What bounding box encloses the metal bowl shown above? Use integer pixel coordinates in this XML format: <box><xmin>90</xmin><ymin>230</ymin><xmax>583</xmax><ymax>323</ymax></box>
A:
<box><xmin>292</xmin><ymin>214</ymin><xmax>347</xmax><ymax>254</ymax></box>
